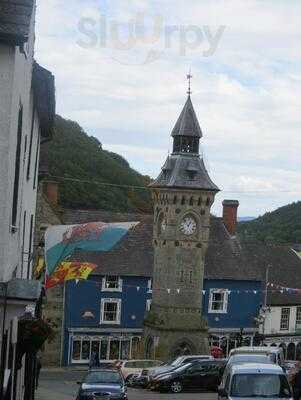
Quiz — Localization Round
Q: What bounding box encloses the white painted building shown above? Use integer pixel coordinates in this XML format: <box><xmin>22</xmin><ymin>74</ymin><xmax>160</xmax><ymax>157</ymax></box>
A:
<box><xmin>264</xmin><ymin>306</ymin><xmax>301</xmax><ymax>336</ymax></box>
<box><xmin>0</xmin><ymin>1</ymin><xmax>55</xmax><ymax>398</ymax></box>
<box><xmin>262</xmin><ymin>305</ymin><xmax>301</xmax><ymax>360</ymax></box>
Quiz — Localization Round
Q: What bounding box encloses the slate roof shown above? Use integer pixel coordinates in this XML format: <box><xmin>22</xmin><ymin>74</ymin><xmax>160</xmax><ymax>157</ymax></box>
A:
<box><xmin>72</xmin><ymin>215</ymin><xmax>154</xmax><ymax>277</ymax></box>
<box><xmin>32</xmin><ymin>62</ymin><xmax>56</xmax><ymax>140</ymax></box>
<box><xmin>62</xmin><ymin>208</ymin><xmax>301</xmax><ymax>305</ymax></box>
<box><xmin>0</xmin><ymin>0</ymin><xmax>34</xmax><ymax>45</ymax></box>
<box><xmin>63</xmin><ymin>209</ymin><xmax>148</xmax><ymax>225</ymax></box>
<box><xmin>150</xmin><ymin>154</ymin><xmax>220</xmax><ymax>192</ymax></box>
<box><xmin>171</xmin><ymin>96</ymin><xmax>202</xmax><ymax>138</ymax></box>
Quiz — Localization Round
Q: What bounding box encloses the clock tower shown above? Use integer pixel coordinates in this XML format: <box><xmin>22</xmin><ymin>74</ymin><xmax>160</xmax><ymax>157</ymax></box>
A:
<box><xmin>143</xmin><ymin>86</ymin><xmax>219</xmax><ymax>360</ymax></box>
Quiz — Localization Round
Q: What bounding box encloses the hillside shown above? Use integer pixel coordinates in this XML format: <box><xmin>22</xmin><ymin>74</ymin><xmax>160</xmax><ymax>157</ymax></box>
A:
<box><xmin>238</xmin><ymin>201</ymin><xmax>301</xmax><ymax>244</ymax></box>
<box><xmin>46</xmin><ymin>115</ymin><xmax>152</xmax><ymax>213</ymax></box>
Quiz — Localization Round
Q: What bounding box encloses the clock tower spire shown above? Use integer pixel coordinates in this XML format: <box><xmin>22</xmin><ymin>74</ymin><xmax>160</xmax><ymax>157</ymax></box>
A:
<box><xmin>143</xmin><ymin>84</ymin><xmax>219</xmax><ymax>360</ymax></box>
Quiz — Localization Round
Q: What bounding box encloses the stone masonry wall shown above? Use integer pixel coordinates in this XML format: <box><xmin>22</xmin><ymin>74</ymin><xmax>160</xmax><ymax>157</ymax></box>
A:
<box><xmin>35</xmin><ymin>186</ymin><xmax>64</xmax><ymax>366</ymax></box>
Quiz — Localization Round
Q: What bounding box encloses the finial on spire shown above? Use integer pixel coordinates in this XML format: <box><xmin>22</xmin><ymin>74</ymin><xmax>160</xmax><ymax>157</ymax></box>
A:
<box><xmin>187</xmin><ymin>70</ymin><xmax>192</xmax><ymax>96</ymax></box>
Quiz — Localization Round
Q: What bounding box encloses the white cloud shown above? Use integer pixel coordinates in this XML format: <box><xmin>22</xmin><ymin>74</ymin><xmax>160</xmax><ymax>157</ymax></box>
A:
<box><xmin>35</xmin><ymin>0</ymin><xmax>301</xmax><ymax>216</ymax></box>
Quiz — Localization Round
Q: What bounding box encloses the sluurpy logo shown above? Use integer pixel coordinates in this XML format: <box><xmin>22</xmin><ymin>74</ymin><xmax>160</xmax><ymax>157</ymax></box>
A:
<box><xmin>77</xmin><ymin>10</ymin><xmax>226</xmax><ymax>65</ymax></box>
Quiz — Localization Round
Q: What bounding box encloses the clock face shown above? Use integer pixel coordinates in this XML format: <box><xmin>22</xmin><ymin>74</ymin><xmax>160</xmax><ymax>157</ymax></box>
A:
<box><xmin>179</xmin><ymin>216</ymin><xmax>197</xmax><ymax>236</ymax></box>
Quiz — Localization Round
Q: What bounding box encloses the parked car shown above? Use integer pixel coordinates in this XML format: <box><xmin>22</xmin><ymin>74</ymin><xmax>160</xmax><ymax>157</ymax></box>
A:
<box><xmin>76</xmin><ymin>368</ymin><xmax>127</xmax><ymax>400</ymax></box>
<box><xmin>118</xmin><ymin>359</ymin><xmax>164</xmax><ymax>384</ymax></box>
<box><xmin>150</xmin><ymin>359</ymin><xmax>227</xmax><ymax>393</ymax></box>
<box><xmin>218</xmin><ymin>363</ymin><xmax>293</xmax><ymax>399</ymax></box>
<box><xmin>227</xmin><ymin>353</ymin><xmax>274</xmax><ymax>368</ymax></box>
<box><xmin>221</xmin><ymin>353</ymin><xmax>274</xmax><ymax>383</ymax></box>
<box><xmin>89</xmin><ymin>360</ymin><xmax>119</xmax><ymax>370</ymax></box>
<box><xmin>226</xmin><ymin>353</ymin><xmax>274</xmax><ymax>368</ymax></box>
<box><xmin>147</xmin><ymin>354</ymin><xmax>214</xmax><ymax>381</ymax></box>
<box><xmin>229</xmin><ymin>346</ymin><xmax>284</xmax><ymax>366</ymax></box>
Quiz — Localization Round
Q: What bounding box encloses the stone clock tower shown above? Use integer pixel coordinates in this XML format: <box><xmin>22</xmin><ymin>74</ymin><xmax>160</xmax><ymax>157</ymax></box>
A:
<box><xmin>143</xmin><ymin>89</ymin><xmax>219</xmax><ymax>360</ymax></box>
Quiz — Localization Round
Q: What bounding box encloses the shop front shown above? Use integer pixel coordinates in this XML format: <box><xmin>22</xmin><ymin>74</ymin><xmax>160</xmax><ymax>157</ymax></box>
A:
<box><xmin>67</xmin><ymin>331</ymin><xmax>142</xmax><ymax>364</ymax></box>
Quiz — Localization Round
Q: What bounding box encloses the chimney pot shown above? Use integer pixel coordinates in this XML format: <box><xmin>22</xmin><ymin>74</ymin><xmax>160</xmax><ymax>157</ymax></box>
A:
<box><xmin>222</xmin><ymin>199</ymin><xmax>239</xmax><ymax>236</ymax></box>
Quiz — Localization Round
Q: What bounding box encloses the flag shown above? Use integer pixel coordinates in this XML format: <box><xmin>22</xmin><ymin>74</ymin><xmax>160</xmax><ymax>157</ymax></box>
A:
<box><xmin>45</xmin><ymin>221</ymin><xmax>138</xmax><ymax>288</ymax></box>
<box><xmin>45</xmin><ymin>261</ymin><xmax>97</xmax><ymax>289</ymax></box>
<box><xmin>34</xmin><ymin>257</ymin><xmax>45</xmax><ymax>278</ymax></box>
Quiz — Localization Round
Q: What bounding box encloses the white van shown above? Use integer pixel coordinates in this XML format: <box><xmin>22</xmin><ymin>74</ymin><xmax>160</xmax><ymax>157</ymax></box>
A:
<box><xmin>218</xmin><ymin>363</ymin><xmax>293</xmax><ymax>399</ymax></box>
<box><xmin>229</xmin><ymin>346</ymin><xmax>284</xmax><ymax>366</ymax></box>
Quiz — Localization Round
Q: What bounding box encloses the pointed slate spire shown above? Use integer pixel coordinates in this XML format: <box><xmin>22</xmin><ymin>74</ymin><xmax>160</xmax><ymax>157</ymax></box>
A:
<box><xmin>150</xmin><ymin>89</ymin><xmax>219</xmax><ymax>192</ymax></box>
<box><xmin>171</xmin><ymin>96</ymin><xmax>203</xmax><ymax>138</ymax></box>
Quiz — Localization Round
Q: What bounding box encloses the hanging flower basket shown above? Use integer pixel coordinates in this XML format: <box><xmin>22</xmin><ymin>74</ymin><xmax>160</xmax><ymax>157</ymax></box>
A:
<box><xmin>18</xmin><ymin>317</ymin><xmax>56</xmax><ymax>355</ymax></box>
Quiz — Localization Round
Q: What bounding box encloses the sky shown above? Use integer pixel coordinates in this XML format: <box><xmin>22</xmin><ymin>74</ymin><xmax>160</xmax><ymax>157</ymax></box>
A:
<box><xmin>35</xmin><ymin>0</ymin><xmax>301</xmax><ymax>218</ymax></box>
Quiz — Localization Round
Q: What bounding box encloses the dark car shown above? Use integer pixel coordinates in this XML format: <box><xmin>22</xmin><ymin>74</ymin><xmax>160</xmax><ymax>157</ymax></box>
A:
<box><xmin>151</xmin><ymin>359</ymin><xmax>227</xmax><ymax>393</ymax></box>
<box><xmin>76</xmin><ymin>369</ymin><xmax>127</xmax><ymax>400</ymax></box>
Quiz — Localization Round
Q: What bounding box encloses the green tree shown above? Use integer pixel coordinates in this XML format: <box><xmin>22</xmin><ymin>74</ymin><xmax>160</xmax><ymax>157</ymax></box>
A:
<box><xmin>46</xmin><ymin>115</ymin><xmax>152</xmax><ymax>213</ymax></box>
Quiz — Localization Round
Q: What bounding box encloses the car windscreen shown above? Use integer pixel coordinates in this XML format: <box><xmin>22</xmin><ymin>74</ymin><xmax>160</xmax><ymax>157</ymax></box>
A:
<box><xmin>170</xmin><ymin>358</ymin><xmax>182</xmax><ymax>367</ymax></box>
<box><xmin>229</xmin><ymin>355</ymin><xmax>273</xmax><ymax>364</ymax></box>
<box><xmin>85</xmin><ymin>371</ymin><xmax>122</xmax><ymax>384</ymax></box>
<box><xmin>230</xmin><ymin>373</ymin><xmax>291</xmax><ymax>398</ymax></box>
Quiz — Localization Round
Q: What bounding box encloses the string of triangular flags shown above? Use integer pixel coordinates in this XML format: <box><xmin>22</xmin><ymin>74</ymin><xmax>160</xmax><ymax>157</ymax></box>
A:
<box><xmin>267</xmin><ymin>282</ymin><xmax>301</xmax><ymax>295</ymax></box>
<box><xmin>72</xmin><ymin>279</ymin><xmax>301</xmax><ymax>295</ymax></box>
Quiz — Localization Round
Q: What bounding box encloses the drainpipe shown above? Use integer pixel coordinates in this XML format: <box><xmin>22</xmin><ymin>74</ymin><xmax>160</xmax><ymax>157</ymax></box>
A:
<box><xmin>263</xmin><ymin>266</ymin><xmax>271</xmax><ymax>335</ymax></box>
<box><xmin>0</xmin><ymin>282</ymin><xmax>8</xmax><ymax>399</ymax></box>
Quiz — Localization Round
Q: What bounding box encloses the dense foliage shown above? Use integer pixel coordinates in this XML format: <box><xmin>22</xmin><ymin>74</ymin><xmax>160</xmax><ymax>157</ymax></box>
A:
<box><xmin>238</xmin><ymin>201</ymin><xmax>301</xmax><ymax>244</ymax></box>
<box><xmin>47</xmin><ymin>115</ymin><xmax>152</xmax><ymax>212</ymax></box>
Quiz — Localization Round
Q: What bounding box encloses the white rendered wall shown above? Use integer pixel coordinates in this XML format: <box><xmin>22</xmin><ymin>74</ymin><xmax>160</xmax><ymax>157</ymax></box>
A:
<box><xmin>0</xmin><ymin>4</ymin><xmax>37</xmax><ymax>282</ymax></box>
<box><xmin>264</xmin><ymin>306</ymin><xmax>298</xmax><ymax>335</ymax></box>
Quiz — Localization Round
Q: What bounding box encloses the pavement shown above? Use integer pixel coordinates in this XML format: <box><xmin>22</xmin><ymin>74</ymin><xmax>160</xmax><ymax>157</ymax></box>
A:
<box><xmin>36</xmin><ymin>369</ymin><xmax>217</xmax><ymax>400</ymax></box>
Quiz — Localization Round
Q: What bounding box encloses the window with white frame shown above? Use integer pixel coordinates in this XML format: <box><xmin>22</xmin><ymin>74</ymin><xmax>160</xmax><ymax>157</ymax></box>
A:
<box><xmin>280</xmin><ymin>307</ymin><xmax>290</xmax><ymax>330</ymax></box>
<box><xmin>101</xmin><ymin>276</ymin><xmax>122</xmax><ymax>292</ymax></box>
<box><xmin>296</xmin><ymin>307</ymin><xmax>301</xmax><ymax>330</ymax></box>
<box><xmin>147</xmin><ymin>279</ymin><xmax>152</xmax><ymax>293</ymax></box>
<box><xmin>100</xmin><ymin>298</ymin><xmax>121</xmax><ymax>324</ymax></box>
<box><xmin>208</xmin><ymin>289</ymin><xmax>228</xmax><ymax>313</ymax></box>
<box><xmin>146</xmin><ymin>299</ymin><xmax>152</xmax><ymax>312</ymax></box>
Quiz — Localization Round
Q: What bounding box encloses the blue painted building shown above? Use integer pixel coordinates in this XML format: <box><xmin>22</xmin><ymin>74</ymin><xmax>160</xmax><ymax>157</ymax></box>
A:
<box><xmin>58</xmin><ymin>205</ymin><xmax>290</xmax><ymax>366</ymax></box>
<box><xmin>63</xmin><ymin>274</ymin><xmax>263</xmax><ymax>365</ymax></box>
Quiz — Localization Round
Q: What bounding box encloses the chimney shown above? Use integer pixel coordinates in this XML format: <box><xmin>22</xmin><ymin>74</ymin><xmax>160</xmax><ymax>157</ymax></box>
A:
<box><xmin>222</xmin><ymin>200</ymin><xmax>239</xmax><ymax>236</ymax></box>
<box><xmin>43</xmin><ymin>180</ymin><xmax>59</xmax><ymax>206</ymax></box>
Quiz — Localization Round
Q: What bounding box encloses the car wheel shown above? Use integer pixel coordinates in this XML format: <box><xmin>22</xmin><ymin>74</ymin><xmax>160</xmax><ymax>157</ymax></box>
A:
<box><xmin>170</xmin><ymin>380</ymin><xmax>183</xmax><ymax>393</ymax></box>
<box><xmin>126</xmin><ymin>375</ymin><xmax>134</xmax><ymax>386</ymax></box>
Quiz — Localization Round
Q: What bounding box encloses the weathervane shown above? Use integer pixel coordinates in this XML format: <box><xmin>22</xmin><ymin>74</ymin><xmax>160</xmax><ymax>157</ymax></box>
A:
<box><xmin>187</xmin><ymin>70</ymin><xmax>192</xmax><ymax>96</ymax></box>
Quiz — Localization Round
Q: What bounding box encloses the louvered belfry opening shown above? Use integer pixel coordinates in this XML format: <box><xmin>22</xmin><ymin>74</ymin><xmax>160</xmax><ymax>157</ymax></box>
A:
<box><xmin>173</xmin><ymin>136</ymin><xmax>199</xmax><ymax>154</ymax></box>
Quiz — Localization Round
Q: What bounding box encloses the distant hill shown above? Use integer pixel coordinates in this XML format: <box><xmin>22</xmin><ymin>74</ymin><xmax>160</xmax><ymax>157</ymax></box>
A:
<box><xmin>46</xmin><ymin>115</ymin><xmax>152</xmax><ymax>213</ymax></box>
<box><xmin>238</xmin><ymin>217</ymin><xmax>255</xmax><ymax>222</ymax></box>
<box><xmin>238</xmin><ymin>201</ymin><xmax>301</xmax><ymax>244</ymax></box>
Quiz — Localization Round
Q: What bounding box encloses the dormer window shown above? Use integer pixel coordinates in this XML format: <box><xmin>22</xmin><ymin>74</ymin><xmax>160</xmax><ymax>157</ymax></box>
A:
<box><xmin>187</xmin><ymin>170</ymin><xmax>197</xmax><ymax>180</ymax></box>
<box><xmin>186</xmin><ymin>162</ymin><xmax>198</xmax><ymax>180</ymax></box>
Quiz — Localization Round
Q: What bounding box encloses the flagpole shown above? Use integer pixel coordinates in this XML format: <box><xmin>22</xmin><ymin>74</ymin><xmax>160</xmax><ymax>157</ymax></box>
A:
<box><xmin>60</xmin><ymin>282</ymin><xmax>66</xmax><ymax>367</ymax></box>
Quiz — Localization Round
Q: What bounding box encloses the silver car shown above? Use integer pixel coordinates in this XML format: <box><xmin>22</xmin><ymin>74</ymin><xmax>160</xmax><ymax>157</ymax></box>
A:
<box><xmin>218</xmin><ymin>363</ymin><xmax>293</xmax><ymax>399</ymax></box>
